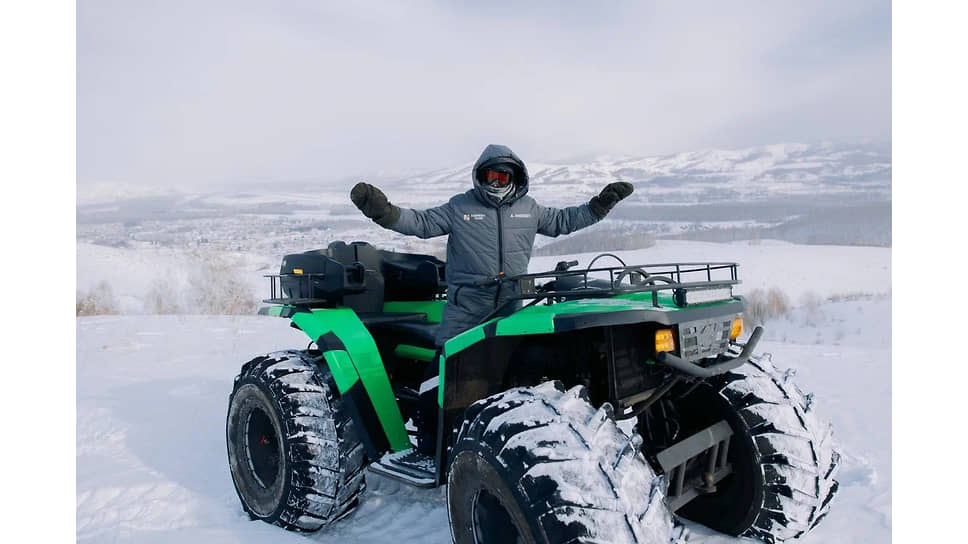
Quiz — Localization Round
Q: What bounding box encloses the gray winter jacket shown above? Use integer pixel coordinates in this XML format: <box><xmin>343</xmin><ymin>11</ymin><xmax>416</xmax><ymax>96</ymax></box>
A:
<box><xmin>389</xmin><ymin>144</ymin><xmax>601</xmax><ymax>345</ymax></box>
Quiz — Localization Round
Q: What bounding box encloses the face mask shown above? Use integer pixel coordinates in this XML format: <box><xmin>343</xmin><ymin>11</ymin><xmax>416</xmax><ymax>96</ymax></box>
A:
<box><xmin>484</xmin><ymin>181</ymin><xmax>514</xmax><ymax>201</ymax></box>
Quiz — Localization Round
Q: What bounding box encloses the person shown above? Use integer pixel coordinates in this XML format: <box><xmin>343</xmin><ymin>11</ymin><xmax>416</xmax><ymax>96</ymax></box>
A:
<box><xmin>351</xmin><ymin>144</ymin><xmax>633</xmax><ymax>454</ymax></box>
<box><xmin>351</xmin><ymin>143</ymin><xmax>634</xmax><ymax>347</ymax></box>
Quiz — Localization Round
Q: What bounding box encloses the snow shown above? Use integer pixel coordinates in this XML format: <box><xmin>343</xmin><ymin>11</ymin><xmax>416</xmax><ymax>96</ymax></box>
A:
<box><xmin>76</xmin><ymin>241</ymin><xmax>891</xmax><ymax>542</ymax></box>
<box><xmin>530</xmin><ymin>239</ymin><xmax>891</xmax><ymax>302</ymax></box>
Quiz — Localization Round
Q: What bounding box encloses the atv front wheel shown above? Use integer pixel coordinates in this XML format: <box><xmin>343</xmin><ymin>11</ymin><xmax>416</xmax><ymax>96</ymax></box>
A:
<box><xmin>664</xmin><ymin>352</ymin><xmax>840</xmax><ymax>543</ymax></box>
<box><xmin>447</xmin><ymin>381</ymin><xmax>675</xmax><ymax>544</ymax></box>
<box><xmin>226</xmin><ymin>350</ymin><xmax>366</xmax><ymax>531</ymax></box>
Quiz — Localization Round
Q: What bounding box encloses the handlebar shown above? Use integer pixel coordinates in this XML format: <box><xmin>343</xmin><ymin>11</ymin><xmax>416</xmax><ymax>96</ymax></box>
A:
<box><xmin>474</xmin><ymin>272</ymin><xmax>505</xmax><ymax>287</ymax></box>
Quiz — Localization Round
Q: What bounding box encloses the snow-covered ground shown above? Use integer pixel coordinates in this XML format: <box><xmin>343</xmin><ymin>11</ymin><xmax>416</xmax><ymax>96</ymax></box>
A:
<box><xmin>76</xmin><ymin>240</ymin><xmax>891</xmax><ymax>542</ymax></box>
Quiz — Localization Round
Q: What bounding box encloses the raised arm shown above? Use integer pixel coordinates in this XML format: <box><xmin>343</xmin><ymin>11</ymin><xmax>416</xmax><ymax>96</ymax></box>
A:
<box><xmin>535</xmin><ymin>182</ymin><xmax>634</xmax><ymax>237</ymax></box>
<box><xmin>535</xmin><ymin>202</ymin><xmax>600</xmax><ymax>237</ymax></box>
<box><xmin>350</xmin><ymin>182</ymin><xmax>452</xmax><ymax>238</ymax></box>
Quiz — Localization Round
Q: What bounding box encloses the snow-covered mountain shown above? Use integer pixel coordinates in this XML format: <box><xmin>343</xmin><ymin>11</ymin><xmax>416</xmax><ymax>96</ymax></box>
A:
<box><xmin>385</xmin><ymin>141</ymin><xmax>891</xmax><ymax>207</ymax></box>
<box><xmin>75</xmin><ymin>141</ymin><xmax>891</xmax><ymax>257</ymax></box>
<box><xmin>77</xmin><ymin>141</ymin><xmax>890</xmax><ymax>208</ymax></box>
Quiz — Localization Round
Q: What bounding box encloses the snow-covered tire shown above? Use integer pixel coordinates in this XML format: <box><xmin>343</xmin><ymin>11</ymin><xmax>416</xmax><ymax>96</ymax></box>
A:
<box><xmin>447</xmin><ymin>381</ymin><xmax>675</xmax><ymax>544</ymax></box>
<box><xmin>225</xmin><ymin>350</ymin><xmax>366</xmax><ymax>532</ymax></box>
<box><xmin>674</xmin><ymin>353</ymin><xmax>840</xmax><ymax>543</ymax></box>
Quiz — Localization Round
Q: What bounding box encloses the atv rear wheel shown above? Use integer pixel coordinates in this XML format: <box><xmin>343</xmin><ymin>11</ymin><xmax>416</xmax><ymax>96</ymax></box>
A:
<box><xmin>226</xmin><ymin>350</ymin><xmax>366</xmax><ymax>532</ymax></box>
<box><xmin>447</xmin><ymin>381</ymin><xmax>675</xmax><ymax>544</ymax></box>
<box><xmin>661</xmin><ymin>352</ymin><xmax>840</xmax><ymax>543</ymax></box>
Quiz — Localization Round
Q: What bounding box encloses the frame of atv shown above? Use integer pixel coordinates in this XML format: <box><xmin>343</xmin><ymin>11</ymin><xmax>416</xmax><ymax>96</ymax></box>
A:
<box><xmin>258</xmin><ymin>257</ymin><xmax>758</xmax><ymax>512</ymax></box>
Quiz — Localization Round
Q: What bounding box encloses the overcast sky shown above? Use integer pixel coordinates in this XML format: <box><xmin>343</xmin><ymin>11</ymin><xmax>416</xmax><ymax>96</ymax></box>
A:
<box><xmin>77</xmin><ymin>0</ymin><xmax>891</xmax><ymax>190</ymax></box>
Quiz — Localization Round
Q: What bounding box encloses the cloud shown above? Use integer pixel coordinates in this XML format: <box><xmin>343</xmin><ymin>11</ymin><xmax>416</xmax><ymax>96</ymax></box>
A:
<box><xmin>77</xmin><ymin>0</ymin><xmax>890</xmax><ymax>189</ymax></box>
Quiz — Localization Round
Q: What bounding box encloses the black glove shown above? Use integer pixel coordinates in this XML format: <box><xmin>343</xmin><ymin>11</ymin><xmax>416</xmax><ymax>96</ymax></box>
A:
<box><xmin>350</xmin><ymin>182</ymin><xmax>400</xmax><ymax>228</ymax></box>
<box><xmin>588</xmin><ymin>182</ymin><xmax>634</xmax><ymax>218</ymax></box>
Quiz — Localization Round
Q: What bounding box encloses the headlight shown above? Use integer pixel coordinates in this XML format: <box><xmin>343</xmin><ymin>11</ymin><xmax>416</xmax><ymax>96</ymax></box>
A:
<box><xmin>674</xmin><ymin>287</ymin><xmax>733</xmax><ymax>306</ymax></box>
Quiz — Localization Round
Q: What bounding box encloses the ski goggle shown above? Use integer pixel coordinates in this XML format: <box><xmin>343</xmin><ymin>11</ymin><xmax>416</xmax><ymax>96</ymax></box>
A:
<box><xmin>484</xmin><ymin>169</ymin><xmax>512</xmax><ymax>187</ymax></box>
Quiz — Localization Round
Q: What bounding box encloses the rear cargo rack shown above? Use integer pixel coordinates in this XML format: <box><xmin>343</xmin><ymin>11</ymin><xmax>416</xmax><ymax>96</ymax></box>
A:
<box><xmin>260</xmin><ymin>241</ymin><xmax>446</xmax><ymax>310</ymax></box>
<box><xmin>262</xmin><ymin>273</ymin><xmax>357</xmax><ymax>307</ymax></box>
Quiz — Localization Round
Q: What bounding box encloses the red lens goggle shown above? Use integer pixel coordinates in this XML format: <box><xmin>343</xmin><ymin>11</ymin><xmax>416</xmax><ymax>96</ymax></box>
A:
<box><xmin>485</xmin><ymin>169</ymin><xmax>512</xmax><ymax>187</ymax></box>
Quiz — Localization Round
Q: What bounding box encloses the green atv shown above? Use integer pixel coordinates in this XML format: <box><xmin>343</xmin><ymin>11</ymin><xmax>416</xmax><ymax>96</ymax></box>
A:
<box><xmin>226</xmin><ymin>241</ymin><xmax>839</xmax><ymax>543</ymax></box>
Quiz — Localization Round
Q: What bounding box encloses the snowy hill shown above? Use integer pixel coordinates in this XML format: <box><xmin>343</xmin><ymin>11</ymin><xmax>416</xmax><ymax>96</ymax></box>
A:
<box><xmin>388</xmin><ymin>141</ymin><xmax>891</xmax><ymax>206</ymax></box>
<box><xmin>76</xmin><ymin>241</ymin><xmax>891</xmax><ymax>543</ymax></box>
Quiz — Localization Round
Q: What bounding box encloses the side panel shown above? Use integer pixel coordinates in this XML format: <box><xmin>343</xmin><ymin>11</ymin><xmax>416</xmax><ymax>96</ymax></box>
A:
<box><xmin>291</xmin><ymin>309</ymin><xmax>411</xmax><ymax>453</ymax></box>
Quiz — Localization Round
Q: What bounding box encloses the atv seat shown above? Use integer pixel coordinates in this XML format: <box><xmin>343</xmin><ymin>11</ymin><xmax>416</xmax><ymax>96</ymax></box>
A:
<box><xmin>370</xmin><ymin>320</ymin><xmax>441</xmax><ymax>347</ymax></box>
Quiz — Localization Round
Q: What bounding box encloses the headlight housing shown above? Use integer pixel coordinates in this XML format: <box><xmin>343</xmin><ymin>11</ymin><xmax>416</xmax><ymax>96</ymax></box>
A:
<box><xmin>674</xmin><ymin>287</ymin><xmax>733</xmax><ymax>306</ymax></box>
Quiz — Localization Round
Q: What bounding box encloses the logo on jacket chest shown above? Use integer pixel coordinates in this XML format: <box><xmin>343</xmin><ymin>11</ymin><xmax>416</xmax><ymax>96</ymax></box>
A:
<box><xmin>463</xmin><ymin>213</ymin><xmax>486</xmax><ymax>221</ymax></box>
<box><xmin>510</xmin><ymin>213</ymin><xmax>531</xmax><ymax>219</ymax></box>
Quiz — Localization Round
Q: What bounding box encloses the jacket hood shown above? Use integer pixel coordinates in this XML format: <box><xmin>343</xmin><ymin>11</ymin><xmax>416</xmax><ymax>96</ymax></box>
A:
<box><xmin>471</xmin><ymin>144</ymin><xmax>530</xmax><ymax>206</ymax></box>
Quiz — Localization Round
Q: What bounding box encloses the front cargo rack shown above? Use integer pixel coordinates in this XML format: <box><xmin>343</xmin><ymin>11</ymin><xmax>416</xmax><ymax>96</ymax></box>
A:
<box><xmin>475</xmin><ymin>256</ymin><xmax>740</xmax><ymax>322</ymax></box>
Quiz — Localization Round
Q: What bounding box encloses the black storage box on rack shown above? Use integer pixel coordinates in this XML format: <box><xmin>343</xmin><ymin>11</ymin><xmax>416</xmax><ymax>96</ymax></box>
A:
<box><xmin>279</xmin><ymin>250</ymin><xmax>366</xmax><ymax>304</ymax></box>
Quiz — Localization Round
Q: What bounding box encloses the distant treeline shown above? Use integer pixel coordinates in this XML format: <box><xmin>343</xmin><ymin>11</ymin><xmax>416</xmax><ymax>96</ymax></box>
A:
<box><xmin>610</xmin><ymin>194</ymin><xmax>890</xmax><ymax>223</ymax></box>
<box><xmin>535</xmin><ymin>200</ymin><xmax>891</xmax><ymax>254</ymax></box>
<box><xmin>658</xmin><ymin>202</ymin><xmax>891</xmax><ymax>247</ymax></box>
<box><xmin>534</xmin><ymin>225</ymin><xmax>657</xmax><ymax>256</ymax></box>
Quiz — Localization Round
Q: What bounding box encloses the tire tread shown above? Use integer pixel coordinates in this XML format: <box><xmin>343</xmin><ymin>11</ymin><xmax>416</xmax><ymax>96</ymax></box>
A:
<box><xmin>228</xmin><ymin>350</ymin><xmax>365</xmax><ymax>532</ymax></box>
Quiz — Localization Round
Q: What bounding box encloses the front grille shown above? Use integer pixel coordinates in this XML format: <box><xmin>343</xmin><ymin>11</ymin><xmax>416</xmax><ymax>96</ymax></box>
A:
<box><xmin>678</xmin><ymin>317</ymin><xmax>733</xmax><ymax>362</ymax></box>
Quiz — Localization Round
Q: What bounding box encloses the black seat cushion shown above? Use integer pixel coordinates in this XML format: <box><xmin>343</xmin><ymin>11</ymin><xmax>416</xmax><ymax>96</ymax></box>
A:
<box><xmin>357</xmin><ymin>312</ymin><xmax>427</xmax><ymax>326</ymax></box>
<box><xmin>371</xmin><ymin>320</ymin><xmax>441</xmax><ymax>346</ymax></box>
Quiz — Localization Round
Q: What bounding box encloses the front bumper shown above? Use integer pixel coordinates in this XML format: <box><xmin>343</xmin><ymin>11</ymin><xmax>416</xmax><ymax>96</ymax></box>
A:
<box><xmin>656</xmin><ymin>326</ymin><xmax>764</xmax><ymax>378</ymax></box>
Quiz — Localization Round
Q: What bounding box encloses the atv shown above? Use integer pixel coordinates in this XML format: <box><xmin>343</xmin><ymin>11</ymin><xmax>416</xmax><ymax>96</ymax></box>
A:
<box><xmin>226</xmin><ymin>241</ymin><xmax>839</xmax><ymax>543</ymax></box>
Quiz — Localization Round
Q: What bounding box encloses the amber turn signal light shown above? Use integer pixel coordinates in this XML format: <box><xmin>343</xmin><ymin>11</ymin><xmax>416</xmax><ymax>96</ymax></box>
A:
<box><xmin>655</xmin><ymin>329</ymin><xmax>676</xmax><ymax>353</ymax></box>
<box><xmin>730</xmin><ymin>317</ymin><xmax>743</xmax><ymax>340</ymax></box>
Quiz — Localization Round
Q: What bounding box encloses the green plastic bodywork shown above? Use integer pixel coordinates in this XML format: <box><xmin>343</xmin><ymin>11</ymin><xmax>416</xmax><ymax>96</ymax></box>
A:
<box><xmin>382</xmin><ymin>300</ymin><xmax>445</xmax><ymax>323</ymax></box>
<box><xmin>394</xmin><ymin>344</ymin><xmax>437</xmax><ymax>362</ymax></box>
<box><xmin>289</xmin><ymin>308</ymin><xmax>411</xmax><ymax>452</ymax></box>
<box><xmin>435</xmin><ymin>293</ymin><xmax>741</xmax><ymax>405</ymax></box>
<box><xmin>260</xmin><ymin>305</ymin><xmax>287</xmax><ymax>317</ymax></box>
<box><xmin>264</xmin><ymin>291</ymin><xmax>739</xmax><ymax>434</ymax></box>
